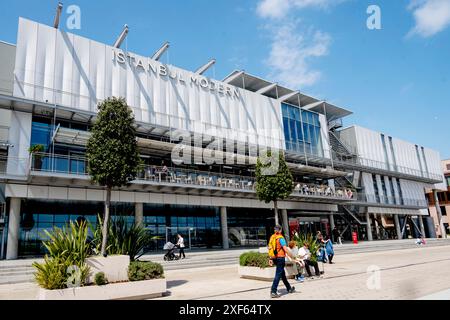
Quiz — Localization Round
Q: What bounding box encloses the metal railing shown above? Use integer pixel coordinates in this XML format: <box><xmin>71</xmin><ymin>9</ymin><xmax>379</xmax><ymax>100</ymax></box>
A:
<box><xmin>355</xmin><ymin>193</ymin><xmax>428</xmax><ymax>207</ymax></box>
<box><xmin>331</xmin><ymin>150</ymin><xmax>443</xmax><ymax>182</ymax></box>
<box><xmin>0</xmin><ymin>155</ymin><xmax>30</xmax><ymax>176</ymax></box>
<box><xmin>29</xmin><ymin>153</ymin><xmax>355</xmax><ymax>201</ymax></box>
<box><xmin>293</xmin><ymin>183</ymin><xmax>355</xmax><ymax>200</ymax></box>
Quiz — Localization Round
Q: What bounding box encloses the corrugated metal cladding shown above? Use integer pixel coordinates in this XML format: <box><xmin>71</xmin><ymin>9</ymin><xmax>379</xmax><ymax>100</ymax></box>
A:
<box><xmin>12</xmin><ymin>18</ymin><xmax>285</xmax><ymax>150</ymax></box>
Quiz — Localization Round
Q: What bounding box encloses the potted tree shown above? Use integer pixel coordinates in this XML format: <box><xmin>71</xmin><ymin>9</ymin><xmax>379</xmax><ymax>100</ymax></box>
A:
<box><xmin>86</xmin><ymin>97</ymin><xmax>142</xmax><ymax>257</ymax></box>
<box><xmin>255</xmin><ymin>150</ymin><xmax>293</xmax><ymax>237</ymax></box>
<box><xmin>28</xmin><ymin>144</ymin><xmax>45</xmax><ymax>170</ymax></box>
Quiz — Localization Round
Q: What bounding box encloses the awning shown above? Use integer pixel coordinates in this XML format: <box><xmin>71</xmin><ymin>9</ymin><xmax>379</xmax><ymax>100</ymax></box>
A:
<box><xmin>53</xmin><ymin>127</ymin><xmax>90</xmax><ymax>146</ymax></box>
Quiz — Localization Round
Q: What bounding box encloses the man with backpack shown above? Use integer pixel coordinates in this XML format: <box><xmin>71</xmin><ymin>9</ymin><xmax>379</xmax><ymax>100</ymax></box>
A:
<box><xmin>268</xmin><ymin>224</ymin><xmax>296</xmax><ymax>298</ymax></box>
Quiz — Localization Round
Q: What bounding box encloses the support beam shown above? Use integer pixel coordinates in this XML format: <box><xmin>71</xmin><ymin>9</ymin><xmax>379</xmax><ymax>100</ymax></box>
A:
<box><xmin>433</xmin><ymin>189</ymin><xmax>447</xmax><ymax>238</ymax></box>
<box><xmin>220</xmin><ymin>207</ymin><xmax>229</xmax><ymax>249</ymax></box>
<box><xmin>6</xmin><ymin>198</ymin><xmax>21</xmax><ymax>260</ymax></box>
<box><xmin>113</xmin><ymin>24</ymin><xmax>129</xmax><ymax>49</ymax></box>
<box><xmin>135</xmin><ymin>203</ymin><xmax>143</xmax><ymax>227</ymax></box>
<box><xmin>278</xmin><ymin>91</ymin><xmax>299</xmax><ymax>102</ymax></box>
<box><xmin>302</xmin><ymin>100</ymin><xmax>325</xmax><ymax>110</ymax></box>
<box><xmin>223</xmin><ymin>70</ymin><xmax>244</xmax><ymax>84</ymax></box>
<box><xmin>329</xmin><ymin>214</ymin><xmax>335</xmax><ymax>241</ymax></box>
<box><xmin>281</xmin><ymin>209</ymin><xmax>290</xmax><ymax>241</ymax></box>
<box><xmin>151</xmin><ymin>42</ymin><xmax>170</xmax><ymax>61</ymax></box>
<box><xmin>394</xmin><ymin>214</ymin><xmax>402</xmax><ymax>240</ymax></box>
<box><xmin>53</xmin><ymin>2</ymin><xmax>63</xmax><ymax>29</ymax></box>
<box><xmin>365</xmin><ymin>212</ymin><xmax>373</xmax><ymax>241</ymax></box>
<box><xmin>256</xmin><ymin>83</ymin><xmax>277</xmax><ymax>95</ymax></box>
<box><xmin>373</xmin><ymin>214</ymin><xmax>380</xmax><ymax>240</ymax></box>
<box><xmin>419</xmin><ymin>216</ymin><xmax>426</xmax><ymax>237</ymax></box>
<box><xmin>195</xmin><ymin>59</ymin><xmax>216</xmax><ymax>75</ymax></box>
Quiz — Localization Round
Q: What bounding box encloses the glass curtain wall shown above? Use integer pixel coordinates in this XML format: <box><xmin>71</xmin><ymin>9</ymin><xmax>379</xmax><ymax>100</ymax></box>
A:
<box><xmin>281</xmin><ymin>103</ymin><xmax>323</xmax><ymax>157</ymax></box>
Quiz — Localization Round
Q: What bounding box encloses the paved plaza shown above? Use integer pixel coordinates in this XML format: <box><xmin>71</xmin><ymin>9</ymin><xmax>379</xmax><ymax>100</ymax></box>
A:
<box><xmin>1</xmin><ymin>241</ymin><xmax>450</xmax><ymax>300</ymax></box>
<box><xmin>155</xmin><ymin>244</ymin><xmax>450</xmax><ymax>300</ymax></box>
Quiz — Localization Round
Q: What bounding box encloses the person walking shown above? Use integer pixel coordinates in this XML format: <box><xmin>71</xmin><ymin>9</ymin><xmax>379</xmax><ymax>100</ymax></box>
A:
<box><xmin>332</xmin><ymin>227</ymin><xmax>342</xmax><ymax>245</ymax></box>
<box><xmin>325</xmin><ymin>236</ymin><xmax>334</xmax><ymax>264</ymax></box>
<box><xmin>176</xmin><ymin>234</ymin><xmax>185</xmax><ymax>259</ymax></box>
<box><xmin>268</xmin><ymin>225</ymin><xmax>296</xmax><ymax>298</ymax></box>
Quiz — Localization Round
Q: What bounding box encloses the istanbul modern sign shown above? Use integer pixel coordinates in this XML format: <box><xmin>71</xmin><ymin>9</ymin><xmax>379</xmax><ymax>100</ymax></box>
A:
<box><xmin>112</xmin><ymin>49</ymin><xmax>240</xmax><ymax>99</ymax></box>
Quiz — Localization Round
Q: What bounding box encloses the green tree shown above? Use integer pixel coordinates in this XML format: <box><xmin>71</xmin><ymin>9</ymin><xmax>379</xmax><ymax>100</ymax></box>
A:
<box><xmin>86</xmin><ymin>97</ymin><xmax>141</xmax><ymax>257</ymax></box>
<box><xmin>255</xmin><ymin>150</ymin><xmax>293</xmax><ymax>227</ymax></box>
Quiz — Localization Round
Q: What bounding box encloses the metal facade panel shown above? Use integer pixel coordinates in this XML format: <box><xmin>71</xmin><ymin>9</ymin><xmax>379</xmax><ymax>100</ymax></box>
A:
<box><xmin>13</xmin><ymin>18</ymin><xmax>284</xmax><ymax>149</ymax></box>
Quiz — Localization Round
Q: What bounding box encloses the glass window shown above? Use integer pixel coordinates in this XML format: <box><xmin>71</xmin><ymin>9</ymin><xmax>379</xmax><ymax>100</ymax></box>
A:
<box><xmin>293</xmin><ymin>108</ymin><xmax>300</xmax><ymax>121</ymax></box>
<box><xmin>282</xmin><ymin>104</ymin><xmax>289</xmax><ymax>118</ymax></box>
<box><xmin>296</xmin><ymin>122</ymin><xmax>303</xmax><ymax>141</ymax></box>
<box><xmin>289</xmin><ymin>119</ymin><xmax>297</xmax><ymax>142</ymax></box>
<box><xmin>283</xmin><ymin>117</ymin><xmax>290</xmax><ymax>141</ymax></box>
<box><xmin>313</xmin><ymin>113</ymin><xmax>320</xmax><ymax>126</ymax></box>
<box><xmin>288</xmin><ymin>106</ymin><xmax>296</xmax><ymax>119</ymax></box>
<box><xmin>303</xmin><ymin>123</ymin><xmax>310</xmax><ymax>143</ymax></box>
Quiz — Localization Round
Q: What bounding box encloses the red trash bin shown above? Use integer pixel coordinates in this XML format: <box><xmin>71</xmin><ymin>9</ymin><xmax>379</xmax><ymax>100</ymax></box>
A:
<box><xmin>352</xmin><ymin>231</ymin><xmax>358</xmax><ymax>244</ymax></box>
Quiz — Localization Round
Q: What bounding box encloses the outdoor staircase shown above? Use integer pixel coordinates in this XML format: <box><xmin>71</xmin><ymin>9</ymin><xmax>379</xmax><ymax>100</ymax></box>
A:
<box><xmin>0</xmin><ymin>262</ymin><xmax>36</xmax><ymax>284</ymax></box>
<box><xmin>340</xmin><ymin>205</ymin><xmax>367</xmax><ymax>225</ymax></box>
<box><xmin>328</xmin><ymin>131</ymin><xmax>357</xmax><ymax>158</ymax></box>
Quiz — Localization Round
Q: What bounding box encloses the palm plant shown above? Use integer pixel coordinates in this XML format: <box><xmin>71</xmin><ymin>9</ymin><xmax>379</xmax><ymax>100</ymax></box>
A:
<box><xmin>33</xmin><ymin>221</ymin><xmax>91</xmax><ymax>289</ymax></box>
<box><xmin>91</xmin><ymin>215</ymin><xmax>154</xmax><ymax>261</ymax></box>
<box><xmin>292</xmin><ymin>233</ymin><xmax>321</xmax><ymax>263</ymax></box>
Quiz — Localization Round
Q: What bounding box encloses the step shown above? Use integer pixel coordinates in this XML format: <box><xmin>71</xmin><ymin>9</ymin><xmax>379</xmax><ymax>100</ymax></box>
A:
<box><xmin>0</xmin><ymin>275</ymin><xmax>34</xmax><ymax>285</ymax></box>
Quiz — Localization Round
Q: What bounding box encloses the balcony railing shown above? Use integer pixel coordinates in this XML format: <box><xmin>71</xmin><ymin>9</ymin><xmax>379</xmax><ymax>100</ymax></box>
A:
<box><xmin>29</xmin><ymin>153</ymin><xmax>355</xmax><ymax>201</ymax></box>
<box><xmin>355</xmin><ymin>193</ymin><xmax>428</xmax><ymax>207</ymax></box>
<box><xmin>331</xmin><ymin>151</ymin><xmax>443</xmax><ymax>182</ymax></box>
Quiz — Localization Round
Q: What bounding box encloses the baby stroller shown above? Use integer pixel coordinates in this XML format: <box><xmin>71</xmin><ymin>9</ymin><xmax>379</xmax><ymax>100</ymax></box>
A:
<box><xmin>163</xmin><ymin>242</ymin><xmax>180</xmax><ymax>261</ymax></box>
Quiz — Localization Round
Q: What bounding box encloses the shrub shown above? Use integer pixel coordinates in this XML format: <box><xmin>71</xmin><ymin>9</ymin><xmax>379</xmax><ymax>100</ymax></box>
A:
<box><xmin>33</xmin><ymin>256</ymin><xmax>68</xmax><ymax>290</ymax></box>
<box><xmin>239</xmin><ymin>252</ymin><xmax>271</xmax><ymax>268</ymax></box>
<box><xmin>128</xmin><ymin>261</ymin><xmax>164</xmax><ymax>281</ymax></box>
<box><xmin>94</xmin><ymin>272</ymin><xmax>108</xmax><ymax>286</ymax></box>
<box><xmin>32</xmin><ymin>221</ymin><xmax>91</xmax><ymax>289</ymax></box>
<box><xmin>91</xmin><ymin>215</ymin><xmax>154</xmax><ymax>261</ymax></box>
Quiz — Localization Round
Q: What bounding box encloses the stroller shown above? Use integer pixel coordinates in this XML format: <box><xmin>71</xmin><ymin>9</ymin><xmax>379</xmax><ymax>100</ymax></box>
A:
<box><xmin>163</xmin><ymin>242</ymin><xmax>180</xmax><ymax>261</ymax></box>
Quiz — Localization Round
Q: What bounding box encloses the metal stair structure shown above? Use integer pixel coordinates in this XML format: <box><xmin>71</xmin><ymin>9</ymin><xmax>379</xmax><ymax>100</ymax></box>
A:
<box><xmin>340</xmin><ymin>205</ymin><xmax>367</xmax><ymax>225</ymax></box>
<box><xmin>328</xmin><ymin>130</ymin><xmax>357</xmax><ymax>158</ymax></box>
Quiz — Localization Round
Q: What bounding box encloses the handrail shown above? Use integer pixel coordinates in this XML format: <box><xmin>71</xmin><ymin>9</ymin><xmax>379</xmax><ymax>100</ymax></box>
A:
<box><xmin>29</xmin><ymin>153</ymin><xmax>355</xmax><ymax>200</ymax></box>
<box><xmin>355</xmin><ymin>192</ymin><xmax>428</xmax><ymax>207</ymax></box>
<box><xmin>331</xmin><ymin>150</ymin><xmax>443</xmax><ymax>182</ymax></box>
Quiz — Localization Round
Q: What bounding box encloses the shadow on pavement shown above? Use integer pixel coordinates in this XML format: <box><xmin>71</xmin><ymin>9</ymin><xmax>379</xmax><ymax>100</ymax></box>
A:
<box><xmin>167</xmin><ymin>280</ymin><xmax>188</xmax><ymax>289</ymax></box>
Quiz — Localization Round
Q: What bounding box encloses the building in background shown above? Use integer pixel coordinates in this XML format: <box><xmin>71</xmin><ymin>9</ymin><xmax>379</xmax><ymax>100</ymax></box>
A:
<box><xmin>425</xmin><ymin>160</ymin><xmax>450</xmax><ymax>238</ymax></box>
<box><xmin>0</xmin><ymin>16</ymin><xmax>444</xmax><ymax>259</ymax></box>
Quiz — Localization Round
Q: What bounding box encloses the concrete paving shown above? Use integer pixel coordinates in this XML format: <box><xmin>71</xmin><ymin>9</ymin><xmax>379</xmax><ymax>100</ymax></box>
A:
<box><xmin>1</xmin><ymin>238</ymin><xmax>450</xmax><ymax>285</ymax></box>
<box><xmin>1</xmin><ymin>241</ymin><xmax>450</xmax><ymax>300</ymax></box>
<box><xmin>155</xmin><ymin>244</ymin><xmax>450</xmax><ymax>300</ymax></box>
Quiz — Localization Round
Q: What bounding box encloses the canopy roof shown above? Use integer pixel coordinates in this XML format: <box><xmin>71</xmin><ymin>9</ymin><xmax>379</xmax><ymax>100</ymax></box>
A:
<box><xmin>223</xmin><ymin>70</ymin><xmax>353</xmax><ymax>121</ymax></box>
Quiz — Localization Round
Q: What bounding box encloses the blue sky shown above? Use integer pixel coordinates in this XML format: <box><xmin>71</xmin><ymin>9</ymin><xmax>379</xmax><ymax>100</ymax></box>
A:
<box><xmin>1</xmin><ymin>0</ymin><xmax>449</xmax><ymax>159</ymax></box>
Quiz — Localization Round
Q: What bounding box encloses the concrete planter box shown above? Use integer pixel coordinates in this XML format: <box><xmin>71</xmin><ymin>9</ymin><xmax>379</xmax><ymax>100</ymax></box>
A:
<box><xmin>86</xmin><ymin>255</ymin><xmax>129</xmax><ymax>284</ymax></box>
<box><xmin>38</xmin><ymin>278</ymin><xmax>166</xmax><ymax>300</ymax></box>
<box><xmin>238</xmin><ymin>263</ymin><xmax>297</xmax><ymax>281</ymax></box>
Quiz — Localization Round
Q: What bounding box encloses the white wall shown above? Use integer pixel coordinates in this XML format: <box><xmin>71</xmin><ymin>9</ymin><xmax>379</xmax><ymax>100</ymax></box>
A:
<box><xmin>318</xmin><ymin>113</ymin><xmax>331</xmax><ymax>159</ymax></box>
<box><xmin>338</xmin><ymin>125</ymin><xmax>443</xmax><ymax>181</ymax></box>
<box><xmin>6</xmin><ymin>111</ymin><xmax>31</xmax><ymax>176</ymax></box>
<box><xmin>13</xmin><ymin>18</ymin><xmax>284</xmax><ymax>150</ymax></box>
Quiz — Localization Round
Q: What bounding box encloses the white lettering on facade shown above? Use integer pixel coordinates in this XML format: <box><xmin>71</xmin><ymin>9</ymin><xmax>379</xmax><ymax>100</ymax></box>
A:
<box><xmin>111</xmin><ymin>49</ymin><xmax>239</xmax><ymax>99</ymax></box>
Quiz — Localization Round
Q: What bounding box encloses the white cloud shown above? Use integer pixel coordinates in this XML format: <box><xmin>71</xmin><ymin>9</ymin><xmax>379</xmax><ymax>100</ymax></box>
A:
<box><xmin>408</xmin><ymin>0</ymin><xmax>450</xmax><ymax>37</ymax></box>
<box><xmin>257</xmin><ymin>0</ymin><xmax>346</xmax><ymax>19</ymax></box>
<box><xmin>265</xmin><ymin>20</ymin><xmax>331</xmax><ymax>88</ymax></box>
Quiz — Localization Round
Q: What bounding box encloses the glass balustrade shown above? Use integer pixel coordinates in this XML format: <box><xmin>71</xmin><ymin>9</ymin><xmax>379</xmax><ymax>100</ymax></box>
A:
<box><xmin>28</xmin><ymin>153</ymin><xmax>356</xmax><ymax>200</ymax></box>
